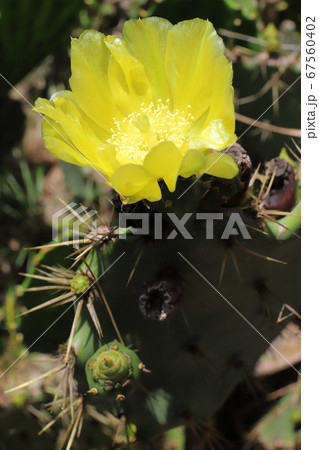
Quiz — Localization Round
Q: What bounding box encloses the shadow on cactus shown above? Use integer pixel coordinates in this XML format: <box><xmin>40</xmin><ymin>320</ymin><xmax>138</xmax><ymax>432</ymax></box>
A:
<box><xmin>5</xmin><ymin>17</ymin><xmax>300</xmax><ymax>449</ymax></box>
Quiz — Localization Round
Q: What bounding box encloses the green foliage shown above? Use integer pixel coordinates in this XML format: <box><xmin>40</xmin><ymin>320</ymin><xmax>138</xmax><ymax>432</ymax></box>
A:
<box><xmin>224</xmin><ymin>0</ymin><xmax>258</xmax><ymax>21</ymax></box>
<box><xmin>0</xmin><ymin>0</ymin><xmax>83</xmax><ymax>92</ymax></box>
<box><xmin>0</xmin><ymin>148</ymin><xmax>48</xmax><ymax>269</ymax></box>
<box><xmin>252</xmin><ymin>383</ymin><xmax>301</xmax><ymax>448</ymax></box>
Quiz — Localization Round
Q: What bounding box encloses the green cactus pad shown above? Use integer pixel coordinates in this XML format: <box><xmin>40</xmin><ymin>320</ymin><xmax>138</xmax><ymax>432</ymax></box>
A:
<box><xmin>85</xmin><ymin>341</ymin><xmax>142</xmax><ymax>395</ymax></box>
<box><xmin>77</xmin><ymin>219</ymin><xmax>300</xmax><ymax>438</ymax></box>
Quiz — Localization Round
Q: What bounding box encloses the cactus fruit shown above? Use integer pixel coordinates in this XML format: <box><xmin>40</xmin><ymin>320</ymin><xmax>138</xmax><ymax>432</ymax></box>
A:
<box><xmin>8</xmin><ymin>17</ymin><xmax>301</xmax><ymax>448</ymax></box>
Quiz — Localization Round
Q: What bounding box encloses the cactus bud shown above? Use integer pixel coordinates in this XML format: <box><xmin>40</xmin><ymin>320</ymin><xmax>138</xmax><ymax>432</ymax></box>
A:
<box><xmin>85</xmin><ymin>341</ymin><xmax>142</xmax><ymax>396</ymax></box>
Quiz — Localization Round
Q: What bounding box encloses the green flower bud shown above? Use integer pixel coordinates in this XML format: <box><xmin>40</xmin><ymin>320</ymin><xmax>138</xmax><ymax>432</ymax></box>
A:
<box><xmin>85</xmin><ymin>341</ymin><xmax>142</xmax><ymax>396</ymax></box>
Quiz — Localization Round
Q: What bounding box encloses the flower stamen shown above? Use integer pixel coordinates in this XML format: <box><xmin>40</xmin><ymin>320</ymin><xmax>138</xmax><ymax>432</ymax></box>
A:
<box><xmin>107</xmin><ymin>99</ymin><xmax>194</xmax><ymax>164</ymax></box>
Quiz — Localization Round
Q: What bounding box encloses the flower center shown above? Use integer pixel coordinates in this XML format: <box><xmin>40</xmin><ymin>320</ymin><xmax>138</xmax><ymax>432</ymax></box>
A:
<box><xmin>107</xmin><ymin>99</ymin><xmax>194</xmax><ymax>164</ymax></box>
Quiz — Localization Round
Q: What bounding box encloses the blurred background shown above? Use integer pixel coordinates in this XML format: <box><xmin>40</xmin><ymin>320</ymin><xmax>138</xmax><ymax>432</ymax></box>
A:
<box><xmin>0</xmin><ymin>1</ymin><xmax>300</xmax><ymax>448</ymax></box>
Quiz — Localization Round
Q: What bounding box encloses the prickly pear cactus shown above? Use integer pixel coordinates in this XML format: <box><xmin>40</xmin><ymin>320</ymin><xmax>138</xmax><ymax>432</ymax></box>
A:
<box><xmin>7</xmin><ymin>17</ymin><xmax>301</xmax><ymax>448</ymax></box>
<box><xmin>71</xmin><ymin>160</ymin><xmax>300</xmax><ymax>440</ymax></box>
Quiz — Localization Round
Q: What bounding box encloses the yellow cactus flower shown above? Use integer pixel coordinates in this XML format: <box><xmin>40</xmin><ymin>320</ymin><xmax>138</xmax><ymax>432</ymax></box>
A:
<box><xmin>35</xmin><ymin>17</ymin><xmax>238</xmax><ymax>203</ymax></box>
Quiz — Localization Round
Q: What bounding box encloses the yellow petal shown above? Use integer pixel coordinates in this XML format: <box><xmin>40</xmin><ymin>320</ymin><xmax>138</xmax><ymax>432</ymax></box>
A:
<box><xmin>111</xmin><ymin>164</ymin><xmax>154</xmax><ymax>196</ymax></box>
<box><xmin>165</xmin><ymin>19</ymin><xmax>226</xmax><ymax>118</ymax></box>
<box><xmin>105</xmin><ymin>36</ymin><xmax>152</xmax><ymax>115</ymax></box>
<box><xmin>204</xmin><ymin>56</ymin><xmax>235</xmax><ymax>133</ymax></box>
<box><xmin>34</xmin><ymin>93</ymin><xmax>116</xmax><ymax>177</ymax></box>
<box><xmin>125</xmin><ymin>179</ymin><xmax>162</xmax><ymax>204</ymax></box>
<box><xmin>179</xmin><ymin>149</ymin><xmax>206</xmax><ymax>178</ymax></box>
<box><xmin>194</xmin><ymin>120</ymin><xmax>237</xmax><ymax>151</ymax></box>
<box><xmin>143</xmin><ymin>142</ymin><xmax>183</xmax><ymax>192</ymax></box>
<box><xmin>41</xmin><ymin>119</ymin><xmax>89</xmax><ymax>167</ymax></box>
<box><xmin>36</xmin><ymin>91</ymin><xmax>109</xmax><ymax>140</ymax></box>
<box><xmin>70</xmin><ymin>30</ymin><xmax>121</xmax><ymax>130</ymax></box>
<box><xmin>95</xmin><ymin>145</ymin><xmax>120</xmax><ymax>175</ymax></box>
<box><xmin>200</xmin><ymin>152</ymin><xmax>238</xmax><ymax>179</ymax></box>
<box><xmin>123</xmin><ymin>17</ymin><xmax>172</xmax><ymax>100</ymax></box>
